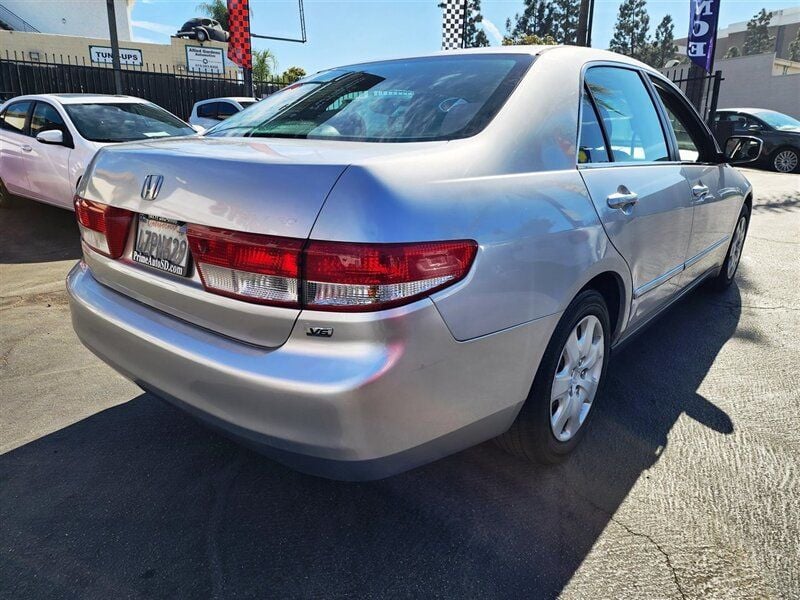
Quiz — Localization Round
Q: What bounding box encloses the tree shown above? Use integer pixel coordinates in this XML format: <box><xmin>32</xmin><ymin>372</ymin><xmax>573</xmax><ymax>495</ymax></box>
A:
<box><xmin>788</xmin><ymin>28</ymin><xmax>800</xmax><ymax>61</ymax></box>
<box><xmin>609</xmin><ymin>0</ymin><xmax>650</xmax><ymax>62</ymax></box>
<box><xmin>197</xmin><ymin>0</ymin><xmax>228</xmax><ymax>31</ymax></box>
<box><xmin>504</xmin><ymin>0</ymin><xmax>554</xmax><ymax>43</ymax></box>
<box><xmin>725</xmin><ymin>46</ymin><xmax>741</xmax><ymax>58</ymax></box>
<box><xmin>465</xmin><ymin>0</ymin><xmax>491</xmax><ymax>47</ymax></box>
<box><xmin>550</xmin><ymin>0</ymin><xmax>580</xmax><ymax>44</ymax></box>
<box><xmin>252</xmin><ymin>49</ymin><xmax>278</xmax><ymax>81</ymax></box>
<box><xmin>281</xmin><ymin>66</ymin><xmax>307</xmax><ymax>83</ymax></box>
<box><xmin>644</xmin><ymin>14</ymin><xmax>676</xmax><ymax>68</ymax></box>
<box><xmin>502</xmin><ymin>33</ymin><xmax>557</xmax><ymax>45</ymax></box>
<box><xmin>742</xmin><ymin>9</ymin><xmax>774</xmax><ymax>55</ymax></box>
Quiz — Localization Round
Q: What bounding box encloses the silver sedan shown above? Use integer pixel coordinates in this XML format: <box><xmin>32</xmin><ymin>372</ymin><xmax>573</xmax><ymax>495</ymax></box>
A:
<box><xmin>67</xmin><ymin>46</ymin><xmax>759</xmax><ymax>480</ymax></box>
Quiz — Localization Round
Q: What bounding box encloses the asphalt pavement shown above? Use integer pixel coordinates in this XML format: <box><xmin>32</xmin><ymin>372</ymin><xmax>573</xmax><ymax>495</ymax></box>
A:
<box><xmin>1</xmin><ymin>169</ymin><xmax>798</xmax><ymax>599</ymax></box>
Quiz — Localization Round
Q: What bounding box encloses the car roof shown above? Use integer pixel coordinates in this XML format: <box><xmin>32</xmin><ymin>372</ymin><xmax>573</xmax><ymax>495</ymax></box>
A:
<box><xmin>717</xmin><ymin>108</ymin><xmax>784</xmax><ymax>116</ymax></box>
<box><xmin>1</xmin><ymin>94</ymin><xmax>152</xmax><ymax>106</ymax></box>
<box><xmin>195</xmin><ymin>97</ymin><xmax>256</xmax><ymax>105</ymax></box>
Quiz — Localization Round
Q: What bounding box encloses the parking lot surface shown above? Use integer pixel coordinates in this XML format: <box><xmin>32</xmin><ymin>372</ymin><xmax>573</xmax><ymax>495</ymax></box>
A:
<box><xmin>1</xmin><ymin>169</ymin><xmax>799</xmax><ymax>599</ymax></box>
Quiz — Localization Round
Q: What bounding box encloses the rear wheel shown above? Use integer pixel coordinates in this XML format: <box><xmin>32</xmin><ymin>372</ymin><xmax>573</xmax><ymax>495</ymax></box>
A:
<box><xmin>195</xmin><ymin>28</ymin><xmax>208</xmax><ymax>42</ymax></box>
<box><xmin>496</xmin><ymin>289</ymin><xmax>611</xmax><ymax>464</ymax></box>
<box><xmin>771</xmin><ymin>147</ymin><xmax>799</xmax><ymax>173</ymax></box>
<box><xmin>710</xmin><ymin>204</ymin><xmax>749</xmax><ymax>291</ymax></box>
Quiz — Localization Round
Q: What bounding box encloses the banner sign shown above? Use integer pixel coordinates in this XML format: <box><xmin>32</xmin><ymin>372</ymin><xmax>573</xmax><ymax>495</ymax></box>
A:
<box><xmin>89</xmin><ymin>46</ymin><xmax>143</xmax><ymax>66</ymax></box>
<box><xmin>186</xmin><ymin>46</ymin><xmax>224</xmax><ymax>73</ymax></box>
<box><xmin>227</xmin><ymin>0</ymin><xmax>252</xmax><ymax>70</ymax></box>
<box><xmin>687</xmin><ymin>0</ymin><xmax>721</xmax><ymax>72</ymax></box>
<box><xmin>441</xmin><ymin>0</ymin><xmax>467</xmax><ymax>50</ymax></box>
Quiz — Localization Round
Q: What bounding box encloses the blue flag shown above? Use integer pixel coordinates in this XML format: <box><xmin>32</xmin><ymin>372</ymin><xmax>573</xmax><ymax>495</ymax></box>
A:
<box><xmin>687</xmin><ymin>0</ymin><xmax>721</xmax><ymax>72</ymax></box>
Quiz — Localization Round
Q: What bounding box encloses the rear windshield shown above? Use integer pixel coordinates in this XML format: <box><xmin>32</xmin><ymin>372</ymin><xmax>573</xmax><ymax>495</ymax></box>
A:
<box><xmin>64</xmin><ymin>102</ymin><xmax>195</xmax><ymax>142</ymax></box>
<box><xmin>206</xmin><ymin>54</ymin><xmax>533</xmax><ymax>142</ymax></box>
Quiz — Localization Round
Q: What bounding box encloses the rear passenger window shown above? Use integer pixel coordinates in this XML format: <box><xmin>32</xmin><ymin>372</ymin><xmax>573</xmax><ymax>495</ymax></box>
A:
<box><xmin>578</xmin><ymin>95</ymin><xmax>609</xmax><ymax>163</ymax></box>
<box><xmin>585</xmin><ymin>67</ymin><xmax>669</xmax><ymax>162</ymax></box>
<box><xmin>0</xmin><ymin>101</ymin><xmax>31</xmax><ymax>134</ymax></box>
<box><xmin>197</xmin><ymin>102</ymin><xmax>217</xmax><ymax>118</ymax></box>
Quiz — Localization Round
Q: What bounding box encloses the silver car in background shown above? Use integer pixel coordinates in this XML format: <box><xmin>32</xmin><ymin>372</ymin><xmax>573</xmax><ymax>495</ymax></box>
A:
<box><xmin>67</xmin><ymin>46</ymin><xmax>758</xmax><ymax>480</ymax></box>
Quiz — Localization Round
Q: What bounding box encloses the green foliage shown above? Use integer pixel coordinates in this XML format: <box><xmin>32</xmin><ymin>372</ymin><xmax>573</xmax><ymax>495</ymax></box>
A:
<box><xmin>197</xmin><ymin>0</ymin><xmax>229</xmax><ymax>31</ymax></box>
<box><xmin>643</xmin><ymin>14</ymin><xmax>676</xmax><ymax>68</ymax></box>
<box><xmin>788</xmin><ymin>27</ymin><xmax>800</xmax><ymax>61</ymax></box>
<box><xmin>725</xmin><ymin>45</ymin><xmax>741</xmax><ymax>59</ymax></box>
<box><xmin>503</xmin><ymin>0</ymin><xmax>578</xmax><ymax>44</ymax></box>
<box><xmin>609</xmin><ymin>0</ymin><xmax>651</xmax><ymax>61</ymax></box>
<box><xmin>281</xmin><ymin>66</ymin><xmax>307</xmax><ymax>83</ymax></box>
<box><xmin>502</xmin><ymin>33</ymin><xmax>556</xmax><ymax>46</ymax></box>
<box><xmin>437</xmin><ymin>0</ymin><xmax>490</xmax><ymax>47</ymax></box>
<box><xmin>252</xmin><ymin>49</ymin><xmax>278</xmax><ymax>81</ymax></box>
<box><xmin>742</xmin><ymin>9</ymin><xmax>774</xmax><ymax>55</ymax></box>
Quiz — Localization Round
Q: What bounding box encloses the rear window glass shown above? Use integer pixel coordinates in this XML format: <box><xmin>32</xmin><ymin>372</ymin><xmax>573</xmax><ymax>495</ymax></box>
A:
<box><xmin>1</xmin><ymin>101</ymin><xmax>31</xmax><ymax>134</ymax></box>
<box><xmin>206</xmin><ymin>54</ymin><xmax>533</xmax><ymax>142</ymax></box>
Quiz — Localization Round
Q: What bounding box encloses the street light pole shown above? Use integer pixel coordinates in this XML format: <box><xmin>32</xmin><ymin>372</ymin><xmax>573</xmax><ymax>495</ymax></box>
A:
<box><xmin>105</xmin><ymin>0</ymin><xmax>123</xmax><ymax>94</ymax></box>
<box><xmin>576</xmin><ymin>0</ymin><xmax>596</xmax><ymax>46</ymax></box>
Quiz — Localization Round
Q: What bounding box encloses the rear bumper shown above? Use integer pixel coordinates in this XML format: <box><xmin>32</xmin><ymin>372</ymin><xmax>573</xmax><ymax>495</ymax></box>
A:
<box><xmin>67</xmin><ymin>262</ymin><xmax>558</xmax><ymax>480</ymax></box>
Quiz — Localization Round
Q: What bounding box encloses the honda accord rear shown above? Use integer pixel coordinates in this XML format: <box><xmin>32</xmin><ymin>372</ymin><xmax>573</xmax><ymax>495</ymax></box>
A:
<box><xmin>70</xmin><ymin>46</ymin><xmax>747</xmax><ymax>479</ymax></box>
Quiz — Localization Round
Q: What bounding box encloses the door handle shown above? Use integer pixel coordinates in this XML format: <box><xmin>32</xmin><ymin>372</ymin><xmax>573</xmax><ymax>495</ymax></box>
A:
<box><xmin>21</xmin><ymin>145</ymin><xmax>32</xmax><ymax>152</ymax></box>
<box><xmin>607</xmin><ymin>187</ymin><xmax>639</xmax><ymax>210</ymax></box>
<box><xmin>692</xmin><ymin>184</ymin><xmax>709</xmax><ymax>200</ymax></box>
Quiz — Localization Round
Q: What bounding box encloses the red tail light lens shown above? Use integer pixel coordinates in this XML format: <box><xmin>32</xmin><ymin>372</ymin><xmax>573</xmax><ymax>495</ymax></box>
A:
<box><xmin>303</xmin><ymin>240</ymin><xmax>478</xmax><ymax>311</ymax></box>
<box><xmin>186</xmin><ymin>225</ymin><xmax>304</xmax><ymax>307</ymax></box>
<box><xmin>74</xmin><ymin>196</ymin><xmax>134</xmax><ymax>259</ymax></box>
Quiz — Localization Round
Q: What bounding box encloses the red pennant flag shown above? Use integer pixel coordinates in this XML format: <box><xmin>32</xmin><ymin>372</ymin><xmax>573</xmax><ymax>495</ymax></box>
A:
<box><xmin>227</xmin><ymin>0</ymin><xmax>252</xmax><ymax>70</ymax></box>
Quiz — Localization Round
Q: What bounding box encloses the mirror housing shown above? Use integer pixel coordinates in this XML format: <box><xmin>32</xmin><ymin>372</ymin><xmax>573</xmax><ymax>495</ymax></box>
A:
<box><xmin>721</xmin><ymin>135</ymin><xmax>763</xmax><ymax>166</ymax></box>
<box><xmin>36</xmin><ymin>129</ymin><xmax>65</xmax><ymax>145</ymax></box>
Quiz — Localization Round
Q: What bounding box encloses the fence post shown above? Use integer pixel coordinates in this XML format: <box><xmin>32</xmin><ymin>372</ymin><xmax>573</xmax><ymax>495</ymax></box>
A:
<box><xmin>707</xmin><ymin>70</ymin><xmax>723</xmax><ymax>128</ymax></box>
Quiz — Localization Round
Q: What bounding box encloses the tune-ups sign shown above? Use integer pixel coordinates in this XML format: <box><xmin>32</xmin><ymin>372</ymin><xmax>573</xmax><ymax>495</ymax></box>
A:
<box><xmin>687</xmin><ymin>0</ymin><xmax>721</xmax><ymax>72</ymax></box>
<box><xmin>89</xmin><ymin>46</ymin><xmax>143</xmax><ymax>66</ymax></box>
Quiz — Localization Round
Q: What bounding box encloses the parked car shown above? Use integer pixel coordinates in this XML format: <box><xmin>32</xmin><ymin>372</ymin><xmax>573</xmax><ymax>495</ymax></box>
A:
<box><xmin>0</xmin><ymin>94</ymin><xmax>196</xmax><ymax>210</ymax></box>
<box><xmin>189</xmin><ymin>97</ymin><xmax>258</xmax><ymax>129</ymax></box>
<box><xmin>714</xmin><ymin>108</ymin><xmax>800</xmax><ymax>173</ymax></box>
<box><xmin>67</xmin><ymin>47</ymin><xmax>760</xmax><ymax>480</ymax></box>
<box><xmin>175</xmin><ymin>18</ymin><xmax>229</xmax><ymax>43</ymax></box>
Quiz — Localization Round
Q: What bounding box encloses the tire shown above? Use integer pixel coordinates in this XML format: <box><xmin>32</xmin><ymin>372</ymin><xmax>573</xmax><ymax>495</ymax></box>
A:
<box><xmin>771</xmin><ymin>147</ymin><xmax>800</xmax><ymax>174</ymax></box>
<box><xmin>710</xmin><ymin>203</ymin><xmax>750</xmax><ymax>291</ymax></box>
<box><xmin>0</xmin><ymin>178</ymin><xmax>14</xmax><ymax>209</ymax></box>
<box><xmin>195</xmin><ymin>28</ymin><xmax>208</xmax><ymax>42</ymax></box>
<box><xmin>495</xmin><ymin>289</ymin><xmax>611</xmax><ymax>464</ymax></box>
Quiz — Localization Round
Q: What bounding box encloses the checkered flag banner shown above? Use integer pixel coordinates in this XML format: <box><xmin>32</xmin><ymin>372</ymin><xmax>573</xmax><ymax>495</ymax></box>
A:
<box><xmin>441</xmin><ymin>0</ymin><xmax>467</xmax><ymax>50</ymax></box>
<box><xmin>227</xmin><ymin>0</ymin><xmax>252</xmax><ymax>70</ymax></box>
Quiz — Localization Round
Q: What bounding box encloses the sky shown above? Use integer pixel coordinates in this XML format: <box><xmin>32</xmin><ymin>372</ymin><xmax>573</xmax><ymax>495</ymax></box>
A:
<box><xmin>130</xmin><ymin>0</ymin><xmax>800</xmax><ymax>73</ymax></box>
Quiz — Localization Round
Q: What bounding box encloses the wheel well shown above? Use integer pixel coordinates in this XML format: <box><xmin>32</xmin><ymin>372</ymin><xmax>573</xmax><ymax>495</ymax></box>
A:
<box><xmin>580</xmin><ymin>272</ymin><xmax>624</xmax><ymax>341</ymax></box>
<box><xmin>744</xmin><ymin>192</ymin><xmax>752</xmax><ymax>213</ymax></box>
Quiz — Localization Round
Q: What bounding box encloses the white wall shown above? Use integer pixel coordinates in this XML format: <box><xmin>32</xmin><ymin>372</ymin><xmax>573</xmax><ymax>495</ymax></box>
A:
<box><xmin>714</xmin><ymin>53</ymin><xmax>800</xmax><ymax>119</ymax></box>
<box><xmin>2</xmin><ymin>0</ymin><xmax>132</xmax><ymax>41</ymax></box>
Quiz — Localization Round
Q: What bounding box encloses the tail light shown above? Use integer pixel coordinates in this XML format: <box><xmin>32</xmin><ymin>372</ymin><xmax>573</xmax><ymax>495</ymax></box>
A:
<box><xmin>74</xmin><ymin>196</ymin><xmax>134</xmax><ymax>259</ymax></box>
<box><xmin>186</xmin><ymin>225</ymin><xmax>303</xmax><ymax>307</ymax></box>
<box><xmin>186</xmin><ymin>228</ymin><xmax>476</xmax><ymax>311</ymax></box>
<box><xmin>303</xmin><ymin>240</ymin><xmax>477</xmax><ymax>311</ymax></box>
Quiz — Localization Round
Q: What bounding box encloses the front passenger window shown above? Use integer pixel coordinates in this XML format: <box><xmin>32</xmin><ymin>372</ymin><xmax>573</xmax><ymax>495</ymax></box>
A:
<box><xmin>584</xmin><ymin>67</ymin><xmax>669</xmax><ymax>162</ymax></box>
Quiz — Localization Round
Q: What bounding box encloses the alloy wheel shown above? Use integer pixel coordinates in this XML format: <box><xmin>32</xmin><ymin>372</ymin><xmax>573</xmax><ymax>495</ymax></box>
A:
<box><xmin>774</xmin><ymin>149</ymin><xmax>798</xmax><ymax>173</ymax></box>
<box><xmin>550</xmin><ymin>314</ymin><xmax>604</xmax><ymax>442</ymax></box>
<box><xmin>727</xmin><ymin>216</ymin><xmax>747</xmax><ymax>279</ymax></box>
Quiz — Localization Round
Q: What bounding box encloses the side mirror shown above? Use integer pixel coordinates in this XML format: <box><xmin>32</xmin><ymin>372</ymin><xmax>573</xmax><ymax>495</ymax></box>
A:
<box><xmin>36</xmin><ymin>129</ymin><xmax>65</xmax><ymax>145</ymax></box>
<box><xmin>722</xmin><ymin>135</ymin><xmax>763</xmax><ymax>165</ymax></box>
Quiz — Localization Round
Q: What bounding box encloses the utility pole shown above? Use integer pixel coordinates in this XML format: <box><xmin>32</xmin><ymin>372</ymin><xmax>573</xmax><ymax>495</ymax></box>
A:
<box><xmin>105</xmin><ymin>0</ymin><xmax>123</xmax><ymax>94</ymax></box>
<box><xmin>576</xmin><ymin>0</ymin><xmax>594</xmax><ymax>46</ymax></box>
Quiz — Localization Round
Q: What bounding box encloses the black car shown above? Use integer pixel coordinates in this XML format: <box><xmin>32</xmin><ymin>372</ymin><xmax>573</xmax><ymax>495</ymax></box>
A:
<box><xmin>175</xmin><ymin>18</ymin><xmax>229</xmax><ymax>43</ymax></box>
<box><xmin>714</xmin><ymin>108</ymin><xmax>800</xmax><ymax>173</ymax></box>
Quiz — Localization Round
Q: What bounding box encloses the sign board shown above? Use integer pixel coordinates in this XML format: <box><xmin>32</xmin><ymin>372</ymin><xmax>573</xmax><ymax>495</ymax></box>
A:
<box><xmin>186</xmin><ymin>46</ymin><xmax>225</xmax><ymax>73</ymax></box>
<box><xmin>89</xmin><ymin>45</ymin><xmax>143</xmax><ymax>66</ymax></box>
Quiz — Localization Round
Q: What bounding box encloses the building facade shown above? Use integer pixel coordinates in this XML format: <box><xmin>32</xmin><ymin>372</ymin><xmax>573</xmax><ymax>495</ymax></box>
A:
<box><xmin>0</xmin><ymin>0</ymin><xmax>133</xmax><ymax>40</ymax></box>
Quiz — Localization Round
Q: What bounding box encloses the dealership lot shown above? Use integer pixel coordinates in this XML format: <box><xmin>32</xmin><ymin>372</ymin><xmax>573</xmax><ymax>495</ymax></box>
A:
<box><xmin>1</xmin><ymin>169</ymin><xmax>798</xmax><ymax>599</ymax></box>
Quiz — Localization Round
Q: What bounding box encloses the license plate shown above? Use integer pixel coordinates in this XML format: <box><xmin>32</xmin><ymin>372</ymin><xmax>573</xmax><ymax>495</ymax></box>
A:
<box><xmin>132</xmin><ymin>215</ymin><xmax>190</xmax><ymax>277</ymax></box>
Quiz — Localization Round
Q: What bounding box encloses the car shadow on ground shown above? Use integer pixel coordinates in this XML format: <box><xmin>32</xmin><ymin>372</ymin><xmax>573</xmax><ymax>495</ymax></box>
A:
<box><xmin>0</xmin><ymin>197</ymin><xmax>81</xmax><ymax>264</ymax></box>
<box><xmin>0</xmin><ymin>279</ymin><xmax>741</xmax><ymax>599</ymax></box>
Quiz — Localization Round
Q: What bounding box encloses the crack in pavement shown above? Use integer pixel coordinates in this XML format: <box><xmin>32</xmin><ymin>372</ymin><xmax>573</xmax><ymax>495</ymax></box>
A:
<box><xmin>609</xmin><ymin>515</ymin><xmax>688</xmax><ymax>600</ymax></box>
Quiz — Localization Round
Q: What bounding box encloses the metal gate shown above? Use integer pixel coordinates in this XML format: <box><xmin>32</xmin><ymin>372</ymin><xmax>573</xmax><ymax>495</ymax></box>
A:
<box><xmin>662</xmin><ymin>64</ymin><xmax>724</xmax><ymax>127</ymax></box>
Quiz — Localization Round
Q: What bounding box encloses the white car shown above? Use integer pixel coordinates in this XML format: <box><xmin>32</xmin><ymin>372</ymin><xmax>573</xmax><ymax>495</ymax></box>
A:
<box><xmin>0</xmin><ymin>94</ymin><xmax>196</xmax><ymax>210</ymax></box>
<box><xmin>189</xmin><ymin>97</ymin><xmax>258</xmax><ymax>129</ymax></box>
